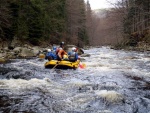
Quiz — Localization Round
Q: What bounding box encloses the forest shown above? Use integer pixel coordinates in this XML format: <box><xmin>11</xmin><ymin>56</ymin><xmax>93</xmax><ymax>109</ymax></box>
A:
<box><xmin>0</xmin><ymin>0</ymin><xmax>149</xmax><ymax>49</ymax></box>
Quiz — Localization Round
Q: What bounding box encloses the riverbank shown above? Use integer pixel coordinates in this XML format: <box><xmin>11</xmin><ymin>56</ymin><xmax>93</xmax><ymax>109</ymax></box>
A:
<box><xmin>113</xmin><ymin>41</ymin><xmax>150</xmax><ymax>52</ymax></box>
<box><xmin>0</xmin><ymin>41</ymin><xmax>85</xmax><ymax>63</ymax></box>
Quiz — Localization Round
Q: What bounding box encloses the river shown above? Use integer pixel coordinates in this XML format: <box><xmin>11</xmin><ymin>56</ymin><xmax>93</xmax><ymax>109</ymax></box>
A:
<box><xmin>0</xmin><ymin>47</ymin><xmax>150</xmax><ymax>113</ymax></box>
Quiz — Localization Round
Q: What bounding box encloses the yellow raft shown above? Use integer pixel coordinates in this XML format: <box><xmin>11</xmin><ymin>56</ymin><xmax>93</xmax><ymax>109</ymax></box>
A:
<box><xmin>44</xmin><ymin>60</ymin><xmax>80</xmax><ymax>69</ymax></box>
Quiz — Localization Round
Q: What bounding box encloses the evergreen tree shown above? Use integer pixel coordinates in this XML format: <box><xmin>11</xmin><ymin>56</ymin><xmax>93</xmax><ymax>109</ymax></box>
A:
<box><xmin>0</xmin><ymin>0</ymin><xmax>12</xmax><ymax>39</ymax></box>
<box><xmin>0</xmin><ymin>0</ymin><xmax>88</xmax><ymax>46</ymax></box>
<box><xmin>85</xmin><ymin>0</ymin><xmax>92</xmax><ymax>45</ymax></box>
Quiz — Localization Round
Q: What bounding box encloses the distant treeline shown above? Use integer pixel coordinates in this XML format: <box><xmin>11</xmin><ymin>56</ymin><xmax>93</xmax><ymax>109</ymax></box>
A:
<box><xmin>88</xmin><ymin>0</ymin><xmax>150</xmax><ymax>47</ymax></box>
<box><xmin>1</xmin><ymin>0</ymin><xmax>149</xmax><ymax>48</ymax></box>
<box><xmin>0</xmin><ymin>0</ymin><xmax>90</xmax><ymax>47</ymax></box>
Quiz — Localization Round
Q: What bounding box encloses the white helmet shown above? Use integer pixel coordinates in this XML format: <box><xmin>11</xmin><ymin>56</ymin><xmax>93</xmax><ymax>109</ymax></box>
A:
<box><xmin>47</xmin><ymin>49</ymin><xmax>51</xmax><ymax>52</ymax></box>
<box><xmin>72</xmin><ymin>47</ymin><xmax>76</xmax><ymax>52</ymax></box>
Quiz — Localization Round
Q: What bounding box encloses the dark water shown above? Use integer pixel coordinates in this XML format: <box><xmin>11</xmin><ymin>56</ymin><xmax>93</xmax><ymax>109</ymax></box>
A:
<box><xmin>0</xmin><ymin>47</ymin><xmax>150</xmax><ymax>113</ymax></box>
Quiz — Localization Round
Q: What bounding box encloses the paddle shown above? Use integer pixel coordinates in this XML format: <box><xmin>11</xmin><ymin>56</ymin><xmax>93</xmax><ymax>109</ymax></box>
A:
<box><xmin>79</xmin><ymin>62</ymin><xmax>86</xmax><ymax>69</ymax></box>
<box><xmin>39</xmin><ymin>53</ymin><xmax>45</xmax><ymax>59</ymax></box>
<box><xmin>52</xmin><ymin>61</ymin><xmax>60</xmax><ymax>69</ymax></box>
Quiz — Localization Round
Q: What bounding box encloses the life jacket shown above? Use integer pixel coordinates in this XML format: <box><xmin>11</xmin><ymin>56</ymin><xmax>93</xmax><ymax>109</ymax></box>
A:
<box><xmin>56</xmin><ymin>47</ymin><xmax>67</xmax><ymax>59</ymax></box>
<box><xmin>68</xmin><ymin>52</ymin><xmax>78</xmax><ymax>62</ymax></box>
<box><xmin>58</xmin><ymin>49</ymin><xmax>67</xmax><ymax>59</ymax></box>
<box><xmin>45</xmin><ymin>51</ymin><xmax>57</xmax><ymax>60</ymax></box>
<box><xmin>56</xmin><ymin>47</ymin><xmax>62</xmax><ymax>55</ymax></box>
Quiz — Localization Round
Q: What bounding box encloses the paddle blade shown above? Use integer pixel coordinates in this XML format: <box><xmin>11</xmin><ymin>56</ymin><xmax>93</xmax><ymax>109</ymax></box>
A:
<box><xmin>82</xmin><ymin>63</ymin><xmax>86</xmax><ymax>68</ymax></box>
<box><xmin>39</xmin><ymin>54</ymin><xmax>45</xmax><ymax>59</ymax></box>
<box><xmin>79</xmin><ymin>63</ymin><xmax>86</xmax><ymax>69</ymax></box>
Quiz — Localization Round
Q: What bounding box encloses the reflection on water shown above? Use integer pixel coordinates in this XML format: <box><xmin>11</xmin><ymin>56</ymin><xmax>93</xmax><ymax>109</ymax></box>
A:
<box><xmin>0</xmin><ymin>47</ymin><xmax>150</xmax><ymax>113</ymax></box>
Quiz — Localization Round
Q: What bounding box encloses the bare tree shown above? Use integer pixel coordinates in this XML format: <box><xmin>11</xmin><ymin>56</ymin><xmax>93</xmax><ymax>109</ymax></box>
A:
<box><xmin>65</xmin><ymin>0</ymin><xmax>87</xmax><ymax>46</ymax></box>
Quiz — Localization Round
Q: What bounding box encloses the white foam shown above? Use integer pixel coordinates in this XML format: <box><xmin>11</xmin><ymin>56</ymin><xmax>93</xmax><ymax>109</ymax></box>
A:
<box><xmin>95</xmin><ymin>90</ymin><xmax>123</xmax><ymax>103</ymax></box>
<box><xmin>67</xmin><ymin>78</ymin><xmax>89</xmax><ymax>87</ymax></box>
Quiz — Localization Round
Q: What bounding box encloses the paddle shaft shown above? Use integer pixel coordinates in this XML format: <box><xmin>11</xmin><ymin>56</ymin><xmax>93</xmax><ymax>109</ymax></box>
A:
<box><xmin>52</xmin><ymin>61</ymin><xmax>60</xmax><ymax>69</ymax></box>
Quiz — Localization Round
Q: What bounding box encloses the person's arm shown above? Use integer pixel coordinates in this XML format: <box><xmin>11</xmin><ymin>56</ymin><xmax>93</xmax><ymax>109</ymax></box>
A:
<box><xmin>64</xmin><ymin>50</ymin><xmax>68</xmax><ymax>55</ymax></box>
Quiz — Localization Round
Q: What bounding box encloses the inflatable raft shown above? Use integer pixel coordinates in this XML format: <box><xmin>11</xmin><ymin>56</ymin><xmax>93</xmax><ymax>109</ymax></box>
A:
<box><xmin>44</xmin><ymin>60</ymin><xmax>80</xmax><ymax>69</ymax></box>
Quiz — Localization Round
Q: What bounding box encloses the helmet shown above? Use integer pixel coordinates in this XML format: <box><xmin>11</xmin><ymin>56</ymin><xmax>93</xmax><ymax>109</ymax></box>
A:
<box><xmin>72</xmin><ymin>47</ymin><xmax>76</xmax><ymax>52</ymax></box>
<box><xmin>60</xmin><ymin>42</ymin><xmax>64</xmax><ymax>45</ymax></box>
<box><xmin>47</xmin><ymin>49</ymin><xmax>51</xmax><ymax>52</ymax></box>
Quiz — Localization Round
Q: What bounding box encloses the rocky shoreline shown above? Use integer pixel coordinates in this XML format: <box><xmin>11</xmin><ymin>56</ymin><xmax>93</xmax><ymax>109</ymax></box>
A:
<box><xmin>1</xmin><ymin>39</ymin><xmax>149</xmax><ymax>64</ymax></box>
<box><xmin>112</xmin><ymin>41</ymin><xmax>150</xmax><ymax>53</ymax></box>
<box><xmin>0</xmin><ymin>44</ymin><xmax>46</xmax><ymax>63</ymax></box>
<box><xmin>0</xmin><ymin>42</ymin><xmax>85</xmax><ymax>64</ymax></box>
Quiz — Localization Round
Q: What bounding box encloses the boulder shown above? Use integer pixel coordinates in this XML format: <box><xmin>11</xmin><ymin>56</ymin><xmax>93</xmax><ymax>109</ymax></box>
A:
<box><xmin>0</xmin><ymin>53</ymin><xmax>3</xmax><ymax>58</ymax></box>
<box><xmin>5</xmin><ymin>52</ymin><xmax>16</xmax><ymax>59</ymax></box>
<box><xmin>13</xmin><ymin>47</ymin><xmax>22</xmax><ymax>53</ymax></box>
<box><xmin>0</xmin><ymin>57</ymin><xmax>6</xmax><ymax>63</ymax></box>
<box><xmin>32</xmin><ymin>46</ymin><xmax>41</xmax><ymax>56</ymax></box>
<box><xmin>18</xmin><ymin>48</ymin><xmax>35</xmax><ymax>58</ymax></box>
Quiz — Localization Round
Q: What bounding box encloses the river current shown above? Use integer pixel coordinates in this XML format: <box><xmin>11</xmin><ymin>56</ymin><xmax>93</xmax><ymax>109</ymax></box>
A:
<box><xmin>0</xmin><ymin>47</ymin><xmax>150</xmax><ymax>113</ymax></box>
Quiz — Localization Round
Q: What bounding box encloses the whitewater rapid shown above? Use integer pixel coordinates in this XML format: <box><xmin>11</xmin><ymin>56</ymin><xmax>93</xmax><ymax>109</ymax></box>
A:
<box><xmin>0</xmin><ymin>47</ymin><xmax>149</xmax><ymax>113</ymax></box>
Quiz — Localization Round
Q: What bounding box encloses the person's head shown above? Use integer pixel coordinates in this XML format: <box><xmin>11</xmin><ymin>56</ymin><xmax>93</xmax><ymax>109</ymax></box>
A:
<box><xmin>72</xmin><ymin>47</ymin><xmax>77</xmax><ymax>52</ymax></box>
<box><xmin>60</xmin><ymin>42</ymin><xmax>65</xmax><ymax>48</ymax></box>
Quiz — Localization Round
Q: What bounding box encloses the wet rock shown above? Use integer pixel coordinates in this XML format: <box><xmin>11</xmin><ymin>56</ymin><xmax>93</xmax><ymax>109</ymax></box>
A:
<box><xmin>80</xmin><ymin>53</ymin><xmax>90</xmax><ymax>57</ymax></box>
<box><xmin>80</xmin><ymin>57</ymin><xmax>86</xmax><ymax>61</ymax></box>
<box><xmin>19</xmin><ymin>48</ymin><xmax>35</xmax><ymax>58</ymax></box>
<box><xmin>0</xmin><ymin>50</ymin><xmax>6</xmax><ymax>58</ymax></box>
<box><xmin>32</xmin><ymin>46</ymin><xmax>41</xmax><ymax>55</ymax></box>
<box><xmin>13</xmin><ymin>47</ymin><xmax>22</xmax><ymax>53</ymax></box>
<box><xmin>0</xmin><ymin>53</ymin><xmax>3</xmax><ymax>57</ymax></box>
<box><xmin>5</xmin><ymin>52</ymin><xmax>16</xmax><ymax>59</ymax></box>
<box><xmin>0</xmin><ymin>67</ymin><xmax>33</xmax><ymax>80</ymax></box>
<box><xmin>0</xmin><ymin>67</ymin><xmax>10</xmax><ymax>76</ymax></box>
<box><xmin>135</xmin><ymin>82</ymin><xmax>150</xmax><ymax>90</ymax></box>
<box><xmin>0</xmin><ymin>95</ymin><xmax>12</xmax><ymax>108</ymax></box>
<box><xmin>0</xmin><ymin>58</ymin><xmax>6</xmax><ymax>63</ymax></box>
<box><xmin>0</xmin><ymin>67</ymin><xmax>18</xmax><ymax>79</ymax></box>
